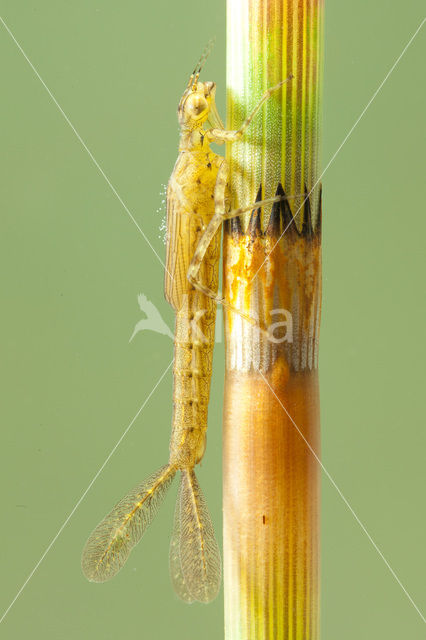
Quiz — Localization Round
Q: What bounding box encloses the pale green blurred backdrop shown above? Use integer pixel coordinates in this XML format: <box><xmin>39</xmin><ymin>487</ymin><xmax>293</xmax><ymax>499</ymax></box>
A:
<box><xmin>0</xmin><ymin>1</ymin><xmax>425</xmax><ymax>638</ymax></box>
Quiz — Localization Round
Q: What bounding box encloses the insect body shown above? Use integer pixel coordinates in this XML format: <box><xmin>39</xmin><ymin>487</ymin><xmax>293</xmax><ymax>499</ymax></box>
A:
<box><xmin>81</xmin><ymin>48</ymin><xmax>292</xmax><ymax>603</ymax></box>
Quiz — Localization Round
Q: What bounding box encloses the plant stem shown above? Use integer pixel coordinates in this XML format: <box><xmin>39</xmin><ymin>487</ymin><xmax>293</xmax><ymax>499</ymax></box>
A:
<box><xmin>223</xmin><ymin>1</ymin><xmax>324</xmax><ymax>638</ymax></box>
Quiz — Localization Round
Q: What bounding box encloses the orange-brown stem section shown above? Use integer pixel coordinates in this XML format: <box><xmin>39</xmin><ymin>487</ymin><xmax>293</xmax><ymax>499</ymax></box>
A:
<box><xmin>223</xmin><ymin>368</ymin><xmax>320</xmax><ymax>640</ymax></box>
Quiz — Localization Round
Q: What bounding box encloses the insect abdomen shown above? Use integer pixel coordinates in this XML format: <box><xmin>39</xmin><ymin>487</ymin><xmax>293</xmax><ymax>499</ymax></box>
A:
<box><xmin>169</xmin><ymin>292</ymin><xmax>216</xmax><ymax>468</ymax></box>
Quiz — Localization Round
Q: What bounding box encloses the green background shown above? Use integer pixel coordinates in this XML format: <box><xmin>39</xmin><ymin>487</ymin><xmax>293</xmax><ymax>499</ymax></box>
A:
<box><xmin>1</xmin><ymin>1</ymin><xmax>425</xmax><ymax>638</ymax></box>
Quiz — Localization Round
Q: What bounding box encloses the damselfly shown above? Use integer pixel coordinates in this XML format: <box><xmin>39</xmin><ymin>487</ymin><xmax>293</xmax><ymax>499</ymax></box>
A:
<box><xmin>81</xmin><ymin>43</ymin><xmax>293</xmax><ymax>603</ymax></box>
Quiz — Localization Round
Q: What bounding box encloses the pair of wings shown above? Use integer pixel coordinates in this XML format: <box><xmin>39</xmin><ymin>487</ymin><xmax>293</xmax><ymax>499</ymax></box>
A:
<box><xmin>81</xmin><ymin>465</ymin><xmax>221</xmax><ymax>604</ymax></box>
<box><xmin>164</xmin><ymin>182</ymin><xmax>200</xmax><ymax>312</ymax></box>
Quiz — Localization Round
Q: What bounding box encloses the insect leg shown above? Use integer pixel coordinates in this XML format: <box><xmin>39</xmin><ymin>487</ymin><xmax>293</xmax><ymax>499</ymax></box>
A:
<box><xmin>187</xmin><ymin>161</ymin><xmax>293</xmax><ymax>335</ymax></box>
<box><xmin>206</xmin><ymin>74</ymin><xmax>293</xmax><ymax>144</ymax></box>
<box><xmin>187</xmin><ymin>161</ymin><xmax>231</xmax><ymax>306</ymax></box>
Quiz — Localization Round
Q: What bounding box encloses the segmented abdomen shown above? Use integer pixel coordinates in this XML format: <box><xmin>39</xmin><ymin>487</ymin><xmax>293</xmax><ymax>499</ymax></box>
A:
<box><xmin>165</xmin><ymin>151</ymin><xmax>221</xmax><ymax>467</ymax></box>
<box><xmin>168</xmin><ymin>211</ymin><xmax>220</xmax><ymax>467</ymax></box>
<box><xmin>169</xmin><ymin>290</ymin><xmax>217</xmax><ymax>467</ymax></box>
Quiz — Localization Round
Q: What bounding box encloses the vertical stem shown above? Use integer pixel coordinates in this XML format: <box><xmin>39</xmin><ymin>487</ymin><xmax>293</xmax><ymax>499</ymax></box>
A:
<box><xmin>223</xmin><ymin>1</ymin><xmax>324</xmax><ymax>639</ymax></box>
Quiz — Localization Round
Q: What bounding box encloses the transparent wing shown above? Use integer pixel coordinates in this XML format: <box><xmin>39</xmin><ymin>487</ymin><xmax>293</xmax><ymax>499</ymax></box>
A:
<box><xmin>169</xmin><ymin>477</ymin><xmax>195</xmax><ymax>604</ymax></box>
<box><xmin>178</xmin><ymin>469</ymin><xmax>221</xmax><ymax>603</ymax></box>
<box><xmin>82</xmin><ymin>465</ymin><xmax>176</xmax><ymax>582</ymax></box>
<box><xmin>164</xmin><ymin>182</ymin><xmax>189</xmax><ymax>311</ymax></box>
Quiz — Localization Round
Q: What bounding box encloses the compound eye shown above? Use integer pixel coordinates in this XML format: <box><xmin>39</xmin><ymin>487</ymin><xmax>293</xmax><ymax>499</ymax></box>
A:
<box><xmin>185</xmin><ymin>93</ymin><xmax>208</xmax><ymax>118</ymax></box>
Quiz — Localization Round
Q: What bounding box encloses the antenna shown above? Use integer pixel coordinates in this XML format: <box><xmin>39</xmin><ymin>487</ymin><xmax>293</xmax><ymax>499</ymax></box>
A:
<box><xmin>186</xmin><ymin>37</ymin><xmax>216</xmax><ymax>90</ymax></box>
